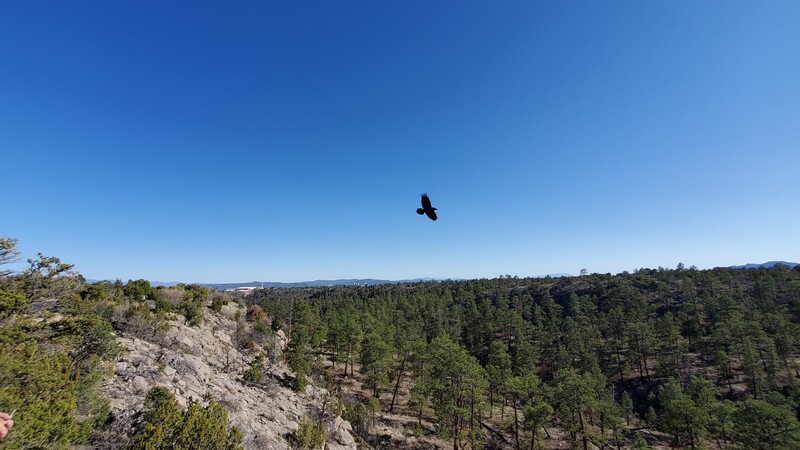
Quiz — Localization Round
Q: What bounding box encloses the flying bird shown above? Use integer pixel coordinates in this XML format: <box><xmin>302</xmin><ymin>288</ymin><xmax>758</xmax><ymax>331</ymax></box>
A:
<box><xmin>417</xmin><ymin>193</ymin><xmax>438</xmax><ymax>221</ymax></box>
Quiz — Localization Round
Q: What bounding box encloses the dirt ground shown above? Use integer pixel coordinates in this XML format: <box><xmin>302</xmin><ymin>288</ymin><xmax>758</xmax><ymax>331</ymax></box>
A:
<box><xmin>319</xmin><ymin>354</ymin><xmax>661</xmax><ymax>450</ymax></box>
<box><xmin>317</xmin><ymin>349</ymin><xmax>781</xmax><ymax>449</ymax></box>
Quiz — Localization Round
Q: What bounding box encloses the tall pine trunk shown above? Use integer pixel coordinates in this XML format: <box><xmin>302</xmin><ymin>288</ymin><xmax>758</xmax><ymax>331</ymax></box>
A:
<box><xmin>513</xmin><ymin>396</ymin><xmax>520</xmax><ymax>450</ymax></box>
<box><xmin>579</xmin><ymin>410</ymin><xmax>588</xmax><ymax>450</ymax></box>
<box><xmin>453</xmin><ymin>413</ymin><xmax>459</xmax><ymax>450</ymax></box>
<box><xmin>389</xmin><ymin>353</ymin><xmax>407</xmax><ymax>413</ymax></box>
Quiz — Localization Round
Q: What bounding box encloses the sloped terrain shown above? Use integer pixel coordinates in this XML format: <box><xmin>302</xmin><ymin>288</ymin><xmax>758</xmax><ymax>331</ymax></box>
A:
<box><xmin>99</xmin><ymin>301</ymin><xmax>356</xmax><ymax>450</ymax></box>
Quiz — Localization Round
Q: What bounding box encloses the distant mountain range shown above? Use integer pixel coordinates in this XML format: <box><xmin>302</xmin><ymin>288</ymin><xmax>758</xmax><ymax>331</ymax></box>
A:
<box><xmin>729</xmin><ymin>261</ymin><xmax>799</xmax><ymax>269</ymax></box>
<box><xmin>89</xmin><ymin>264</ymin><xmax>800</xmax><ymax>289</ymax></box>
<box><xmin>122</xmin><ymin>273</ymin><xmax>573</xmax><ymax>290</ymax></box>
<box><xmin>91</xmin><ymin>264</ymin><xmax>800</xmax><ymax>289</ymax></box>
<box><xmin>200</xmin><ymin>278</ymin><xmax>436</xmax><ymax>290</ymax></box>
<box><xmin>200</xmin><ymin>273</ymin><xmax>579</xmax><ymax>290</ymax></box>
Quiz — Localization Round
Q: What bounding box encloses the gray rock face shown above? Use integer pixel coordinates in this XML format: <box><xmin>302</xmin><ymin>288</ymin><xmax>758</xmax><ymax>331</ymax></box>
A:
<box><xmin>328</xmin><ymin>416</ymin><xmax>356</xmax><ymax>449</ymax></box>
<box><xmin>131</xmin><ymin>375</ymin><xmax>148</xmax><ymax>393</ymax></box>
<box><xmin>103</xmin><ymin>302</ymin><xmax>356</xmax><ymax>450</ymax></box>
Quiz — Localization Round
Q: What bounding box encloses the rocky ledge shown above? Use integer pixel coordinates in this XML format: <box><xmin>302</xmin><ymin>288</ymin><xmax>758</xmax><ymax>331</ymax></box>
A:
<box><xmin>102</xmin><ymin>302</ymin><xmax>356</xmax><ymax>450</ymax></box>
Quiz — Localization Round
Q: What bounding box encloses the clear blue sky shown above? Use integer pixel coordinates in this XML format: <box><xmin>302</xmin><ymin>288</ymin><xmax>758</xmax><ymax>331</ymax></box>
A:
<box><xmin>2</xmin><ymin>2</ymin><xmax>798</xmax><ymax>283</ymax></box>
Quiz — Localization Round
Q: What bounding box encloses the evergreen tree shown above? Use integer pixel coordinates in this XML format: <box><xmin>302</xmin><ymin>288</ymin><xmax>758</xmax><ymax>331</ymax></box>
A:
<box><xmin>389</xmin><ymin>323</ymin><xmax>423</xmax><ymax>412</ymax></box>
<box><xmin>506</xmin><ymin>373</ymin><xmax>543</xmax><ymax>450</ymax></box>
<box><xmin>620</xmin><ymin>391</ymin><xmax>633</xmax><ymax>425</ymax></box>
<box><xmin>553</xmin><ymin>368</ymin><xmax>596</xmax><ymax>450</ymax></box>
<box><xmin>287</xmin><ymin>325</ymin><xmax>313</xmax><ymax>392</ymax></box>
<box><xmin>707</xmin><ymin>399</ymin><xmax>735</xmax><ymax>449</ymax></box>
<box><xmin>659</xmin><ymin>379</ymin><xmax>709</xmax><ymax>449</ymax></box>
<box><xmin>522</xmin><ymin>398</ymin><xmax>552</xmax><ymax>450</ymax></box>
<box><xmin>626</xmin><ymin>320</ymin><xmax>655</xmax><ymax>379</ymax></box>
<box><xmin>361</xmin><ymin>330</ymin><xmax>393</xmax><ymax>398</ymax></box>
<box><xmin>420</xmin><ymin>335</ymin><xmax>488</xmax><ymax>448</ymax></box>
<box><xmin>730</xmin><ymin>399</ymin><xmax>800</xmax><ymax>449</ymax></box>
<box><xmin>486</xmin><ymin>339</ymin><xmax>512</xmax><ymax>415</ymax></box>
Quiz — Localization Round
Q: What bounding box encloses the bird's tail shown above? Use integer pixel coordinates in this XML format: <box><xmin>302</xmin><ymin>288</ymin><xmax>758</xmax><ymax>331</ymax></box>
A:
<box><xmin>416</xmin><ymin>208</ymin><xmax>425</xmax><ymax>215</ymax></box>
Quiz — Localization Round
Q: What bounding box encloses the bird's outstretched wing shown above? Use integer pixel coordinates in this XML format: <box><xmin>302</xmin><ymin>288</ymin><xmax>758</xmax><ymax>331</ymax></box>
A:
<box><xmin>421</xmin><ymin>193</ymin><xmax>433</xmax><ymax>210</ymax></box>
<box><xmin>425</xmin><ymin>209</ymin><xmax>438</xmax><ymax>221</ymax></box>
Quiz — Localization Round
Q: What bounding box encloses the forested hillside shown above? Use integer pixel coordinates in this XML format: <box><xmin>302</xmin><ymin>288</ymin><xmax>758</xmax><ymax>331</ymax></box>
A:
<box><xmin>0</xmin><ymin>237</ymin><xmax>356</xmax><ymax>450</ymax></box>
<box><xmin>2</xmin><ymin>233</ymin><xmax>799</xmax><ymax>449</ymax></box>
<box><xmin>251</xmin><ymin>264</ymin><xmax>800</xmax><ymax>449</ymax></box>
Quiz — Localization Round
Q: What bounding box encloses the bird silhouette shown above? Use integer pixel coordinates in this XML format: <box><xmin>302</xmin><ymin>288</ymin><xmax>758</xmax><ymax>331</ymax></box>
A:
<box><xmin>417</xmin><ymin>193</ymin><xmax>438</xmax><ymax>221</ymax></box>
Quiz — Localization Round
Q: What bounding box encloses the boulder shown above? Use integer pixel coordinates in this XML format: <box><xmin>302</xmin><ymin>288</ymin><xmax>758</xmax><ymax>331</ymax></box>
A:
<box><xmin>131</xmin><ymin>375</ymin><xmax>148</xmax><ymax>393</ymax></box>
<box><xmin>328</xmin><ymin>416</ymin><xmax>356</xmax><ymax>449</ymax></box>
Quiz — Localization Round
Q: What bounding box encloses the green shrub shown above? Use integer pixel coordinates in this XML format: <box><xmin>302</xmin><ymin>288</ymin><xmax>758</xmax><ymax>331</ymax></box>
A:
<box><xmin>180</xmin><ymin>298</ymin><xmax>203</xmax><ymax>326</ymax></box>
<box><xmin>123</xmin><ymin>279</ymin><xmax>153</xmax><ymax>301</ymax></box>
<box><xmin>171</xmin><ymin>284</ymin><xmax>208</xmax><ymax>326</ymax></box>
<box><xmin>127</xmin><ymin>387</ymin><xmax>243</xmax><ymax>450</ymax></box>
<box><xmin>343</xmin><ymin>401</ymin><xmax>368</xmax><ymax>438</ymax></box>
<box><xmin>120</xmin><ymin>302</ymin><xmax>168</xmax><ymax>342</ymax></box>
<box><xmin>632</xmin><ymin>432</ymin><xmax>650</xmax><ymax>449</ymax></box>
<box><xmin>292</xmin><ymin>373</ymin><xmax>309</xmax><ymax>393</ymax></box>
<box><xmin>74</xmin><ymin>368</ymin><xmax>112</xmax><ymax>442</ymax></box>
<box><xmin>126</xmin><ymin>387</ymin><xmax>183</xmax><ymax>449</ymax></box>
<box><xmin>0</xmin><ymin>344</ymin><xmax>82</xmax><ymax>448</ymax></box>
<box><xmin>211</xmin><ymin>296</ymin><xmax>227</xmax><ymax>312</ymax></box>
<box><xmin>0</xmin><ymin>288</ymin><xmax>28</xmax><ymax>318</ymax></box>
<box><xmin>155</xmin><ymin>296</ymin><xmax>176</xmax><ymax>313</ymax></box>
<box><xmin>66</xmin><ymin>292</ymin><xmax>116</xmax><ymax>319</ymax></box>
<box><xmin>180</xmin><ymin>284</ymin><xmax>209</xmax><ymax>303</ymax></box>
<box><xmin>290</xmin><ymin>416</ymin><xmax>327</xmax><ymax>450</ymax></box>
<box><xmin>254</xmin><ymin>320</ymin><xmax>271</xmax><ymax>336</ymax></box>
<box><xmin>244</xmin><ymin>355</ymin><xmax>265</xmax><ymax>384</ymax></box>
<box><xmin>80</xmin><ymin>283</ymin><xmax>113</xmax><ymax>302</ymax></box>
<box><xmin>50</xmin><ymin>315</ymin><xmax>120</xmax><ymax>368</ymax></box>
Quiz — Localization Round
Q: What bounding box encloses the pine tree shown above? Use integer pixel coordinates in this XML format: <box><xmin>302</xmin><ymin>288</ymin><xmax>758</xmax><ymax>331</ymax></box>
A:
<box><xmin>659</xmin><ymin>379</ymin><xmax>709</xmax><ymax>449</ymax></box>
<box><xmin>731</xmin><ymin>399</ymin><xmax>800</xmax><ymax>449</ymax></box>
<box><xmin>287</xmin><ymin>325</ymin><xmax>312</xmax><ymax>392</ymax></box>
<box><xmin>553</xmin><ymin>368</ymin><xmax>596</xmax><ymax>450</ymax></box>
<box><xmin>486</xmin><ymin>339</ymin><xmax>512</xmax><ymax>416</ymax></box>
<box><xmin>421</xmin><ymin>335</ymin><xmax>488</xmax><ymax>448</ymax></box>
<box><xmin>620</xmin><ymin>391</ymin><xmax>633</xmax><ymax>425</ymax></box>
<box><xmin>361</xmin><ymin>330</ymin><xmax>393</xmax><ymax>398</ymax></box>
<box><xmin>522</xmin><ymin>399</ymin><xmax>552</xmax><ymax>450</ymax></box>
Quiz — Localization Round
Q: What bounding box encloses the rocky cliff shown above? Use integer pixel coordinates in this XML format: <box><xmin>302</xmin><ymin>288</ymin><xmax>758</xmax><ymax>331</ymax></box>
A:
<box><xmin>101</xmin><ymin>301</ymin><xmax>356</xmax><ymax>450</ymax></box>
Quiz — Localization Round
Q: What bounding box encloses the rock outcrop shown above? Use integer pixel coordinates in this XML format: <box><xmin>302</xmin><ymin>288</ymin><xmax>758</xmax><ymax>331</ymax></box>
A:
<box><xmin>103</xmin><ymin>301</ymin><xmax>356</xmax><ymax>450</ymax></box>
